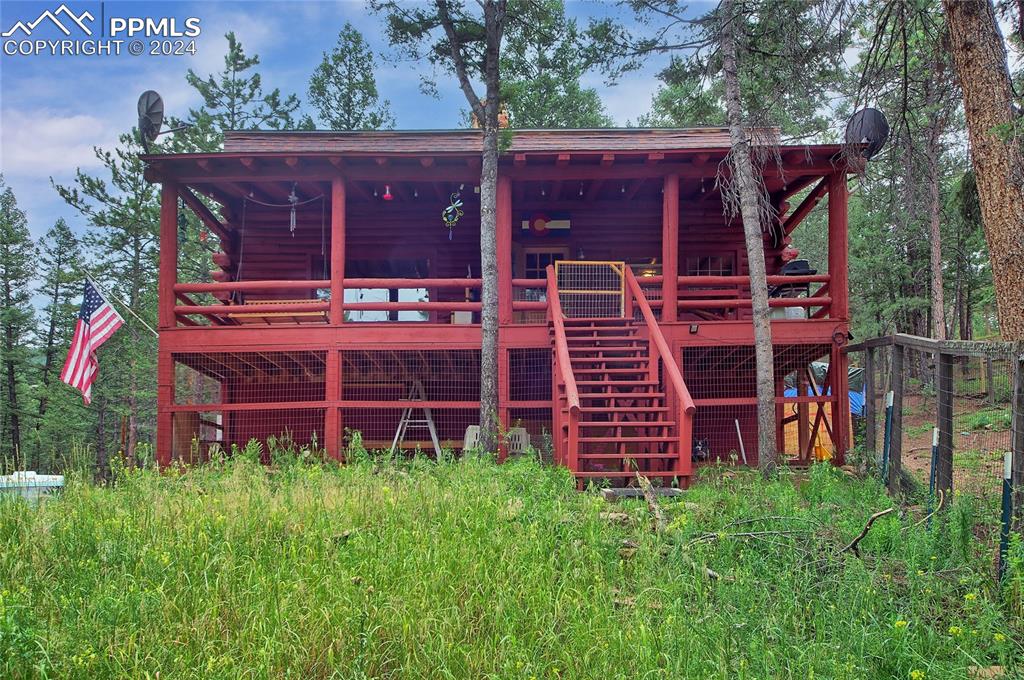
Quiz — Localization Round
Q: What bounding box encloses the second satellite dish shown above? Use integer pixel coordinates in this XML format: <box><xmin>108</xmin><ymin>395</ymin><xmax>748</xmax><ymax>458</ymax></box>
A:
<box><xmin>845</xmin><ymin>108</ymin><xmax>889</xmax><ymax>160</ymax></box>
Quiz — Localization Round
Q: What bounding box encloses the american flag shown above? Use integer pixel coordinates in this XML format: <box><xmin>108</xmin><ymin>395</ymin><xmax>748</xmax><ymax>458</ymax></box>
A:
<box><xmin>60</xmin><ymin>280</ymin><xmax>125</xmax><ymax>404</ymax></box>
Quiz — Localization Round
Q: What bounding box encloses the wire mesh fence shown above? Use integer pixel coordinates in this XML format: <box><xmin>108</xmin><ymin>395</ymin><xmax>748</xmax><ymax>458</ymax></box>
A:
<box><xmin>682</xmin><ymin>342</ymin><xmax>843</xmax><ymax>466</ymax></box>
<box><xmin>850</xmin><ymin>334</ymin><xmax>1023</xmax><ymax>573</ymax></box>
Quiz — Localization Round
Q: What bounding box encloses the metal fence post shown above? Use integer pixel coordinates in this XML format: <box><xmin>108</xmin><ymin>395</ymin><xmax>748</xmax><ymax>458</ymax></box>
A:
<box><xmin>999</xmin><ymin>451</ymin><xmax>1013</xmax><ymax>581</ymax></box>
<box><xmin>936</xmin><ymin>351</ymin><xmax>955</xmax><ymax>495</ymax></box>
<box><xmin>882</xmin><ymin>391</ymin><xmax>893</xmax><ymax>483</ymax></box>
<box><xmin>865</xmin><ymin>347</ymin><xmax>876</xmax><ymax>453</ymax></box>
<box><xmin>928</xmin><ymin>428</ymin><xmax>939</xmax><ymax>531</ymax></box>
<box><xmin>889</xmin><ymin>343</ymin><xmax>905</xmax><ymax>493</ymax></box>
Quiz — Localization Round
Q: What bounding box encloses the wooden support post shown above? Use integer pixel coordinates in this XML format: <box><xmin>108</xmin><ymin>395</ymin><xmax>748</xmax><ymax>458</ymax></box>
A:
<box><xmin>661</xmin><ymin>173</ymin><xmax>680</xmax><ymax>322</ymax></box>
<box><xmin>936</xmin><ymin>350</ymin><xmax>954</xmax><ymax>495</ymax></box>
<box><xmin>827</xmin><ymin>172</ymin><xmax>849</xmax><ymax>321</ymax></box>
<box><xmin>156</xmin><ymin>351</ymin><xmax>174</xmax><ymax>469</ymax></box>
<box><xmin>889</xmin><ymin>344</ymin><xmax>905</xmax><ymax>492</ymax></box>
<box><xmin>497</xmin><ymin>175</ymin><xmax>513</xmax><ymax>325</ymax></box>
<box><xmin>497</xmin><ymin>347</ymin><xmax>510</xmax><ymax>462</ymax></box>
<box><xmin>158</xmin><ymin>182</ymin><xmax>178</xmax><ymax>329</ymax></box>
<box><xmin>325</xmin><ymin>349</ymin><xmax>341</xmax><ymax>461</ymax></box>
<box><xmin>797</xmin><ymin>368</ymin><xmax>810</xmax><ymax>462</ymax></box>
<box><xmin>775</xmin><ymin>373</ymin><xmax>785</xmax><ymax>456</ymax></box>
<box><xmin>330</xmin><ymin>177</ymin><xmax>346</xmax><ymax>325</ymax></box>
<box><xmin>1010</xmin><ymin>347</ymin><xmax>1024</xmax><ymax>530</ymax></box>
<box><xmin>864</xmin><ymin>348</ymin><xmax>876</xmax><ymax>452</ymax></box>
<box><xmin>832</xmin><ymin>341</ymin><xmax>850</xmax><ymax>466</ymax></box>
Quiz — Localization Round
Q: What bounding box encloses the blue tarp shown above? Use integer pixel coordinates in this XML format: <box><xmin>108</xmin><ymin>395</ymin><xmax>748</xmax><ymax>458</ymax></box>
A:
<box><xmin>784</xmin><ymin>387</ymin><xmax>865</xmax><ymax>417</ymax></box>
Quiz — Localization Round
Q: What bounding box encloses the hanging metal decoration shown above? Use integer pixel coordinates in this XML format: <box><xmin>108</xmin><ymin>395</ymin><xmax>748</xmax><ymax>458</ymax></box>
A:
<box><xmin>287</xmin><ymin>182</ymin><xmax>299</xmax><ymax>236</ymax></box>
<box><xmin>441</xmin><ymin>186</ymin><xmax>464</xmax><ymax>240</ymax></box>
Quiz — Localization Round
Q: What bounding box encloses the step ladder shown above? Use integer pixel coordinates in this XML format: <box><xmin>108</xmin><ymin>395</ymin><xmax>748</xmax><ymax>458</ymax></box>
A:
<box><xmin>390</xmin><ymin>379</ymin><xmax>442</xmax><ymax>457</ymax></box>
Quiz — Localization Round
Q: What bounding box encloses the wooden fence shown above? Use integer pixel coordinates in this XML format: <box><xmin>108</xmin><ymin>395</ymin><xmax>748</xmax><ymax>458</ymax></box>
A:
<box><xmin>846</xmin><ymin>334</ymin><xmax>1024</xmax><ymax>532</ymax></box>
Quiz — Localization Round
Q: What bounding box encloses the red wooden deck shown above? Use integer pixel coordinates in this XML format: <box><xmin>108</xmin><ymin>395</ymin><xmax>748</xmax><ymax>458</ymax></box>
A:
<box><xmin>145</xmin><ymin>129</ymin><xmax>853</xmax><ymax>484</ymax></box>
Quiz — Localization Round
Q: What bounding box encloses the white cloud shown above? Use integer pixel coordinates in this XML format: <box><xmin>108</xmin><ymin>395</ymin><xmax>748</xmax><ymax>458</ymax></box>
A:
<box><xmin>0</xmin><ymin>109</ymin><xmax>113</xmax><ymax>178</ymax></box>
<box><xmin>582</xmin><ymin>73</ymin><xmax>661</xmax><ymax>126</ymax></box>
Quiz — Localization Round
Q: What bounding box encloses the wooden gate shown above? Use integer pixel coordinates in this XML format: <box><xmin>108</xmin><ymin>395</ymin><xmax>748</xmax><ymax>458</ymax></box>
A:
<box><xmin>554</xmin><ymin>261</ymin><xmax>625</xmax><ymax>318</ymax></box>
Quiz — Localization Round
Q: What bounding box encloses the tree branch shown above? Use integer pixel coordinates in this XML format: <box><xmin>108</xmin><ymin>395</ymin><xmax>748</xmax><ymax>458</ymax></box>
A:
<box><xmin>435</xmin><ymin>0</ymin><xmax>484</xmax><ymax>119</ymax></box>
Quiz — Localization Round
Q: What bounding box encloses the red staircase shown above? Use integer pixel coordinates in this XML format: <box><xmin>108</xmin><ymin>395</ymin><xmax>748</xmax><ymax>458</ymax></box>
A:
<box><xmin>546</xmin><ymin>264</ymin><xmax>695</xmax><ymax>487</ymax></box>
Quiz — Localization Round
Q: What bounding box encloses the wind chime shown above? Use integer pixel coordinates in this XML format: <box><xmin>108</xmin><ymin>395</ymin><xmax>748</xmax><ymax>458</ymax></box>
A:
<box><xmin>442</xmin><ymin>184</ymin><xmax>464</xmax><ymax>240</ymax></box>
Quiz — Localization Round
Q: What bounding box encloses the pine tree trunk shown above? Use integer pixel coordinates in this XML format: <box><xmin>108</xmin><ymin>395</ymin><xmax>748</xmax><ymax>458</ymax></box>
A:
<box><xmin>479</xmin><ymin>121</ymin><xmax>500</xmax><ymax>453</ymax></box>
<box><xmin>36</xmin><ymin>275</ymin><xmax>63</xmax><ymax>426</ymax></box>
<box><xmin>943</xmin><ymin>0</ymin><xmax>1024</xmax><ymax>340</ymax></box>
<box><xmin>476</xmin><ymin>0</ymin><xmax>504</xmax><ymax>454</ymax></box>
<box><xmin>924</xmin><ymin>102</ymin><xmax>946</xmax><ymax>340</ymax></box>
<box><xmin>720</xmin><ymin>0</ymin><xmax>777</xmax><ymax>475</ymax></box>
<box><xmin>2</xmin><ymin>279</ymin><xmax>20</xmax><ymax>460</ymax></box>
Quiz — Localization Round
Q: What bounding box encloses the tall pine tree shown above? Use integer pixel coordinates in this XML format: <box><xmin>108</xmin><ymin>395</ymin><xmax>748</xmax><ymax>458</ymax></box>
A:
<box><xmin>501</xmin><ymin>0</ymin><xmax>611</xmax><ymax>128</ymax></box>
<box><xmin>0</xmin><ymin>176</ymin><xmax>36</xmax><ymax>462</ymax></box>
<box><xmin>33</xmin><ymin>218</ymin><xmax>83</xmax><ymax>466</ymax></box>
<box><xmin>54</xmin><ymin>132</ymin><xmax>161</xmax><ymax>469</ymax></box>
<box><xmin>308</xmin><ymin>23</ymin><xmax>395</xmax><ymax>130</ymax></box>
<box><xmin>185</xmin><ymin>31</ymin><xmax>305</xmax><ymax>150</ymax></box>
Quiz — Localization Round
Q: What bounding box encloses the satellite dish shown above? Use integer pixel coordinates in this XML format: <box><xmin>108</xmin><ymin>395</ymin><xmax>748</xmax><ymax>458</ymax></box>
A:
<box><xmin>845</xmin><ymin>108</ymin><xmax>889</xmax><ymax>160</ymax></box>
<box><xmin>137</xmin><ymin>90</ymin><xmax>190</xmax><ymax>152</ymax></box>
<box><xmin>138</xmin><ymin>90</ymin><xmax>164</xmax><ymax>149</ymax></box>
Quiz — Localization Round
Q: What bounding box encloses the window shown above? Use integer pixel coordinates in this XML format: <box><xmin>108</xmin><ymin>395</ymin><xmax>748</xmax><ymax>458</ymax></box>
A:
<box><xmin>684</xmin><ymin>254</ymin><xmax>735</xmax><ymax>277</ymax></box>
<box><xmin>524</xmin><ymin>250</ymin><xmax>565</xmax><ymax>279</ymax></box>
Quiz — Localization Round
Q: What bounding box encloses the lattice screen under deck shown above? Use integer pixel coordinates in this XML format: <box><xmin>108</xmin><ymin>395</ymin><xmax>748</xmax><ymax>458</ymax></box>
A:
<box><xmin>340</xmin><ymin>349</ymin><xmax>480</xmax><ymax>402</ymax></box>
<box><xmin>509</xmin><ymin>348</ymin><xmax>552</xmax><ymax>402</ymax></box>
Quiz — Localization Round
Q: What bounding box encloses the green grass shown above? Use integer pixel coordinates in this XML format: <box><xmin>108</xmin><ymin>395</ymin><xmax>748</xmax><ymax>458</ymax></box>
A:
<box><xmin>1</xmin><ymin>451</ymin><xmax>1022</xmax><ymax>679</ymax></box>
<box><xmin>957</xmin><ymin>408</ymin><xmax>1012</xmax><ymax>432</ymax></box>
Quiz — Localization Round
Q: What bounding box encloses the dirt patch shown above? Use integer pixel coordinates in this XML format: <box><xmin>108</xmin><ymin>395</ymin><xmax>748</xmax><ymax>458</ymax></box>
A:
<box><xmin>891</xmin><ymin>394</ymin><xmax>1009</xmax><ymax>497</ymax></box>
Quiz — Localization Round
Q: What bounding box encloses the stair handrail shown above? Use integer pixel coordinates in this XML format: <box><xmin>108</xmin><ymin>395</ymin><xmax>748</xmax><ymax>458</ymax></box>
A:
<box><xmin>546</xmin><ymin>266</ymin><xmax>581</xmax><ymax>417</ymax></box>
<box><xmin>624</xmin><ymin>268</ymin><xmax>696</xmax><ymax>473</ymax></box>
<box><xmin>546</xmin><ymin>265</ymin><xmax>580</xmax><ymax>471</ymax></box>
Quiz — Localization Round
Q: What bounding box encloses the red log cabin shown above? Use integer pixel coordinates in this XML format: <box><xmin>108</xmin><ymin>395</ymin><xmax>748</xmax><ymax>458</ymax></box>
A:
<box><xmin>144</xmin><ymin>128</ymin><xmax>854</xmax><ymax>485</ymax></box>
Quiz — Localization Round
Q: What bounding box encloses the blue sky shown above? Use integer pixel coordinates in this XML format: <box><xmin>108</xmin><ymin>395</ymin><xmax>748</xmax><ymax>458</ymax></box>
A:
<box><xmin>0</xmin><ymin>0</ymin><xmax>675</xmax><ymax>241</ymax></box>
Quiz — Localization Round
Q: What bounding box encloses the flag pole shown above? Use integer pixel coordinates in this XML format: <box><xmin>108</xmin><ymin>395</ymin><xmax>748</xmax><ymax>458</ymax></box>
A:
<box><xmin>83</xmin><ymin>273</ymin><xmax>159</xmax><ymax>338</ymax></box>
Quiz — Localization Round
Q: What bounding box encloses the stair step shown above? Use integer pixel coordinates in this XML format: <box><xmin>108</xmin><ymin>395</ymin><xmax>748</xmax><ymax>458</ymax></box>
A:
<box><xmin>575</xmin><ymin>380</ymin><xmax>660</xmax><ymax>387</ymax></box>
<box><xmin>579</xmin><ymin>453</ymin><xmax>680</xmax><ymax>460</ymax></box>
<box><xmin>581</xmin><ymin>421</ymin><xmax>675</xmax><ymax>428</ymax></box>
<box><xmin>568</xmin><ymin>347</ymin><xmax>645</xmax><ymax>355</ymax></box>
<box><xmin>574</xmin><ymin>471</ymin><xmax>683</xmax><ymax>478</ymax></box>
<box><xmin>578</xmin><ymin>393</ymin><xmax>665</xmax><ymax>401</ymax></box>
<box><xmin>572</xmin><ymin>368</ymin><xmax>650</xmax><ymax>375</ymax></box>
<box><xmin>565</xmin><ymin>342</ymin><xmax>643</xmax><ymax>348</ymax></box>
<box><xmin>565</xmin><ymin>329</ymin><xmax>634</xmax><ymax>337</ymax></box>
<box><xmin>579</xmin><ymin>406</ymin><xmax>670</xmax><ymax>413</ymax></box>
<box><xmin>579</xmin><ymin>436</ymin><xmax>680</xmax><ymax>443</ymax></box>
<box><xmin>562</xmin><ymin>317</ymin><xmax>633</xmax><ymax>324</ymax></box>
<box><xmin>565</xmin><ymin>335</ymin><xmax>639</xmax><ymax>343</ymax></box>
<box><xmin>570</xmin><ymin>356</ymin><xmax>646</xmax><ymax>363</ymax></box>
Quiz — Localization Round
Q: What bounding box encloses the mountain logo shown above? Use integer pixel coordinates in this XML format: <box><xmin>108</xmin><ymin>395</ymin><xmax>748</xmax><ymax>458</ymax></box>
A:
<box><xmin>2</xmin><ymin>4</ymin><xmax>95</xmax><ymax>37</ymax></box>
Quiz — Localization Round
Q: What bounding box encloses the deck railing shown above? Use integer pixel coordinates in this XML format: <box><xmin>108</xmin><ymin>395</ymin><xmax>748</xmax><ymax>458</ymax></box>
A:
<box><xmin>545</xmin><ymin>266</ymin><xmax>580</xmax><ymax>470</ymax></box>
<box><xmin>676</xmin><ymin>274</ymin><xmax>832</xmax><ymax>320</ymax></box>
<box><xmin>172</xmin><ymin>278</ymin><xmax>488</xmax><ymax>325</ymax></box>
<box><xmin>169</xmin><ymin>272</ymin><xmax>834</xmax><ymax>326</ymax></box>
<box><xmin>625</xmin><ymin>268</ymin><xmax>696</xmax><ymax>476</ymax></box>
